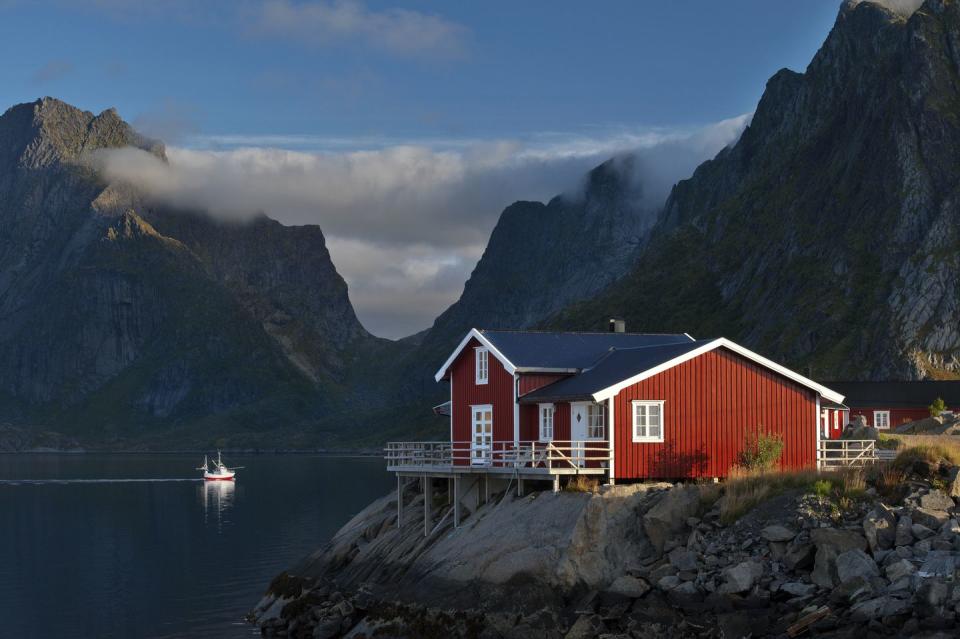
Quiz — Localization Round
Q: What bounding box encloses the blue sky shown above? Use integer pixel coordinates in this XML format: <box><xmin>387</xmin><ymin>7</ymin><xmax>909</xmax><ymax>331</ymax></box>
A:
<box><xmin>1</xmin><ymin>1</ymin><xmax>846</xmax><ymax>337</ymax></box>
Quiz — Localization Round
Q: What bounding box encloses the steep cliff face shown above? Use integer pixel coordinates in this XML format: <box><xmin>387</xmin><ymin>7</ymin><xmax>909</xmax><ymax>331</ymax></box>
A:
<box><xmin>0</xmin><ymin>98</ymin><xmax>384</xmax><ymax>445</ymax></box>
<box><xmin>557</xmin><ymin>0</ymin><xmax>960</xmax><ymax>380</ymax></box>
<box><xmin>403</xmin><ymin>157</ymin><xmax>657</xmax><ymax>394</ymax></box>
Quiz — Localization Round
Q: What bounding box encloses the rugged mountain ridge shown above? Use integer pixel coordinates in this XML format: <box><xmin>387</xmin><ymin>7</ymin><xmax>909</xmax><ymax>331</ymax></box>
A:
<box><xmin>0</xmin><ymin>97</ymin><xmax>394</xmax><ymax>447</ymax></box>
<box><xmin>399</xmin><ymin>156</ymin><xmax>658</xmax><ymax>398</ymax></box>
<box><xmin>556</xmin><ymin>0</ymin><xmax>960</xmax><ymax>381</ymax></box>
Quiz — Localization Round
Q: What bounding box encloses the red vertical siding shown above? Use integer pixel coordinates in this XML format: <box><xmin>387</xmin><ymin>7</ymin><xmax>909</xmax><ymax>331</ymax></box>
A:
<box><xmin>518</xmin><ymin>373</ymin><xmax>571</xmax><ymax>396</ymax></box>
<box><xmin>613</xmin><ymin>348</ymin><xmax>817</xmax><ymax>479</ymax></box>
<box><xmin>520</xmin><ymin>401</ymin><xmax>572</xmax><ymax>441</ymax></box>
<box><xmin>451</xmin><ymin>339</ymin><xmax>515</xmax><ymax>463</ymax></box>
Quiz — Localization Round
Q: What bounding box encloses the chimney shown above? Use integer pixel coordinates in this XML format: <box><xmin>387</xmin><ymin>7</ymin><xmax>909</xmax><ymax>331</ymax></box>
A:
<box><xmin>609</xmin><ymin>318</ymin><xmax>626</xmax><ymax>333</ymax></box>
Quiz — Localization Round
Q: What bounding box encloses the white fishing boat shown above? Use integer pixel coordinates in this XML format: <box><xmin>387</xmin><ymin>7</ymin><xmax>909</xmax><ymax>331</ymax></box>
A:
<box><xmin>197</xmin><ymin>451</ymin><xmax>241</xmax><ymax>481</ymax></box>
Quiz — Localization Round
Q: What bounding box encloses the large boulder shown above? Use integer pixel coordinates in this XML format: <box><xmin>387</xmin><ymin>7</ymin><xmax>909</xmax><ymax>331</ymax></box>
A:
<box><xmin>642</xmin><ymin>485</ymin><xmax>700</xmax><ymax>554</ymax></box>
<box><xmin>862</xmin><ymin>507</ymin><xmax>896</xmax><ymax>552</ymax></box>
<box><xmin>912</xmin><ymin>507</ymin><xmax>951</xmax><ymax>530</ymax></box>
<box><xmin>835</xmin><ymin>549</ymin><xmax>880</xmax><ymax>584</ymax></box>
<box><xmin>810</xmin><ymin>529</ymin><xmax>868</xmax><ymax>589</ymax></box>
<box><xmin>606</xmin><ymin>576</ymin><xmax>650</xmax><ymax>599</ymax></box>
<box><xmin>718</xmin><ymin>561</ymin><xmax>763</xmax><ymax>594</ymax></box>
<box><xmin>946</xmin><ymin>466</ymin><xmax>960</xmax><ymax>499</ymax></box>
<box><xmin>895</xmin><ymin>515</ymin><xmax>914</xmax><ymax>547</ymax></box>
<box><xmin>761</xmin><ymin>525</ymin><xmax>796</xmax><ymax>543</ymax></box>
<box><xmin>920</xmin><ymin>490</ymin><xmax>955</xmax><ymax>512</ymax></box>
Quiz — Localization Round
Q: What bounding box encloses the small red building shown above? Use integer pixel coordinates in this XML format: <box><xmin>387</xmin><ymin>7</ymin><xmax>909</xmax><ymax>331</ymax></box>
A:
<box><xmin>388</xmin><ymin>326</ymin><xmax>846</xmax><ymax>488</ymax></box>
<box><xmin>821</xmin><ymin>381</ymin><xmax>960</xmax><ymax>431</ymax></box>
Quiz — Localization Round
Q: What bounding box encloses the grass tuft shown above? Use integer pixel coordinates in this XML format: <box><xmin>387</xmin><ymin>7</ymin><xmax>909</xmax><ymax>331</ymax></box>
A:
<box><xmin>564</xmin><ymin>475</ymin><xmax>600</xmax><ymax>493</ymax></box>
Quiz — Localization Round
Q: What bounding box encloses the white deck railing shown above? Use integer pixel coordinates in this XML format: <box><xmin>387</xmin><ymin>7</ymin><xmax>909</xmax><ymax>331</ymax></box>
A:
<box><xmin>384</xmin><ymin>440</ymin><xmax>611</xmax><ymax>473</ymax></box>
<box><xmin>818</xmin><ymin>439</ymin><xmax>878</xmax><ymax>468</ymax></box>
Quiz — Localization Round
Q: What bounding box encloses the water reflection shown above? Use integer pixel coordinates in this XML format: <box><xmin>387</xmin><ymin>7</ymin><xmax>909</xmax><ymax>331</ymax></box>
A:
<box><xmin>200</xmin><ymin>480</ymin><xmax>236</xmax><ymax>530</ymax></box>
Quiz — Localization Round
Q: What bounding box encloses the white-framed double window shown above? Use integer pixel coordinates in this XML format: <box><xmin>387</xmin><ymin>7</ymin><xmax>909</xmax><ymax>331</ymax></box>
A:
<box><xmin>873</xmin><ymin>410</ymin><xmax>890</xmax><ymax>430</ymax></box>
<box><xmin>538</xmin><ymin>403</ymin><xmax>555</xmax><ymax>441</ymax></box>
<box><xmin>475</xmin><ymin>347</ymin><xmax>489</xmax><ymax>385</ymax></box>
<box><xmin>632</xmin><ymin>400</ymin><xmax>664</xmax><ymax>442</ymax></box>
<box><xmin>586</xmin><ymin>402</ymin><xmax>606</xmax><ymax>439</ymax></box>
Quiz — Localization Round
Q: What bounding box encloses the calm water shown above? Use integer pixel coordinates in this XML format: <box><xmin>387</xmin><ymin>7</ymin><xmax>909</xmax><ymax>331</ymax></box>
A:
<box><xmin>0</xmin><ymin>454</ymin><xmax>393</xmax><ymax>638</ymax></box>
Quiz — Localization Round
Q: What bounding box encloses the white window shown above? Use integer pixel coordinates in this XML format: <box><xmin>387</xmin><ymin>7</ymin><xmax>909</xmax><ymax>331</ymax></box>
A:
<box><xmin>874</xmin><ymin>410</ymin><xmax>890</xmax><ymax>430</ymax></box>
<box><xmin>475</xmin><ymin>347</ymin><xmax>489</xmax><ymax>385</ymax></box>
<box><xmin>586</xmin><ymin>402</ymin><xmax>606</xmax><ymax>439</ymax></box>
<box><xmin>632</xmin><ymin>400</ymin><xmax>664</xmax><ymax>442</ymax></box>
<box><xmin>538</xmin><ymin>403</ymin><xmax>555</xmax><ymax>441</ymax></box>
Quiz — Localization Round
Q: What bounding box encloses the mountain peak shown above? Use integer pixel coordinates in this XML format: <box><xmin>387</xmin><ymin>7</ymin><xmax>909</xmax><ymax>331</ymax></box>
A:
<box><xmin>840</xmin><ymin>0</ymin><xmax>924</xmax><ymax>19</ymax></box>
<box><xmin>0</xmin><ymin>97</ymin><xmax>163</xmax><ymax>170</ymax></box>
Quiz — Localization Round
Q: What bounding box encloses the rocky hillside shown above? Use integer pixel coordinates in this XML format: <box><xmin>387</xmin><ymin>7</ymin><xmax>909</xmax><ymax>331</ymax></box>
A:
<box><xmin>555</xmin><ymin>0</ymin><xmax>960</xmax><ymax>381</ymax></box>
<box><xmin>252</xmin><ymin>451</ymin><xmax>960</xmax><ymax>638</ymax></box>
<box><xmin>396</xmin><ymin>156</ymin><xmax>659</xmax><ymax>398</ymax></box>
<box><xmin>0</xmin><ymin>97</ymin><xmax>398</xmax><ymax>448</ymax></box>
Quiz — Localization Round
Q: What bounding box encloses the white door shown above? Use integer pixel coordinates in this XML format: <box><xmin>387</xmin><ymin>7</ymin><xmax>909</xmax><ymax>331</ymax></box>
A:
<box><xmin>471</xmin><ymin>405</ymin><xmax>493</xmax><ymax>466</ymax></box>
<box><xmin>570</xmin><ymin>403</ymin><xmax>588</xmax><ymax>467</ymax></box>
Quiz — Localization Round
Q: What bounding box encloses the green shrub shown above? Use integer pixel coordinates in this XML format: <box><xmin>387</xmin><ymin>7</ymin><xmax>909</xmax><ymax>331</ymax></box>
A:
<box><xmin>930</xmin><ymin>397</ymin><xmax>947</xmax><ymax>417</ymax></box>
<box><xmin>813</xmin><ymin>479</ymin><xmax>833</xmax><ymax>497</ymax></box>
<box><xmin>738</xmin><ymin>428</ymin><xmax>785</xmax><ymax>471</ymax></box>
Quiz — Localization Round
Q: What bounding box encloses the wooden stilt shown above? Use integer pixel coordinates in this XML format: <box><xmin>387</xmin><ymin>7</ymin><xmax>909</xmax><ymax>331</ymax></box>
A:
<box><xmin>453</xmin><ymin>475</ymin><xmax>461</xmax><ymax>528</ymax></box>
<box><xmin>423</xmin><ymin>476</ymin><xmax>432</xmax><ymax>537</ymax></box>
<box><xmin>397</xmin><ymin>475</ymin><xmax>404</xmax><ymax>528</ymax></box>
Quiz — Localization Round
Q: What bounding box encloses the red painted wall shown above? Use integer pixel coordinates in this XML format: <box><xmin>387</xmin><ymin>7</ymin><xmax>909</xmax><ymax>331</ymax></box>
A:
<box><xmin>821</xmin><ymin>408</ymin><xmax>848</xmax><ymax>440</ymax></box>
<box><xmin>849</xmin><ymin>408</ymin><xmax>930</xmax><ymax>429</ymax></box>
<box><xmin>519</xmin><ymin>402</ymin><xmax>571</xmax><ymax>442</ymax></box>
<box><xmin>612</xmin><ymin>348</ymin><xmax>817</xmax><ymax>479</ymax></box>
<box><xmin>450</xmin><ymin>338</ymin><xmax>515</xmax><ymax>463</ymax></box>
<box><xmin>518</xmin><ymin>373</ymin><xmax>570</xmax><ymax>396</ymax></box>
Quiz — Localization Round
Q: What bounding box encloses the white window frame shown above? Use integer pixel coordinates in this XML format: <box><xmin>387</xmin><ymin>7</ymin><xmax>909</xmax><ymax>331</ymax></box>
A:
<box><xmin>586</xmin><ymin>402</ymin><xmax>606</xmax><ymax>440</ymax></box>
<box><xmin>475</xmin><ymin>347</ymin><xmax>489</xmax><ymax>385</ymax></box>
<box><xmin>873</xmin><ymin>410</ymin><xmax>890</xmax><ymax>430</ymax></box>
<box><xmin>538</xmin><ymin>403</ymin><xmax>554</xmax><ymax>442</ymax></box>
<box><xmin>632</xmin><ymin>400</ymin><xmax>665</xmax><ymax>443</ymax></box>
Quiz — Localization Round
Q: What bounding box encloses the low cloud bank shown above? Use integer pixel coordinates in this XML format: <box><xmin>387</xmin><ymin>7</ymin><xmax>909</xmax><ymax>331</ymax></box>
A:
<box><xmin>91</xmin><ymin>115</ymin><xmax>750</xmax><ymax>338</ymax></box>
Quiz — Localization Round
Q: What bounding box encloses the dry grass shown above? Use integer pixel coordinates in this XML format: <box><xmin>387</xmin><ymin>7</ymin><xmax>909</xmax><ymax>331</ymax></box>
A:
<box><xmin>564</xmin><ymin>475</ymin><xmax>600</xmax><ymax>494</ymax></box>
<box><xmin>892</xmin><ymin>438</ymin><xmax>960</xmax><ymax>471</ymax></box>
<box><xmin>718</xmin><ymin>468</ymin><xmax>821</xmax><ymax>524</ymax></box>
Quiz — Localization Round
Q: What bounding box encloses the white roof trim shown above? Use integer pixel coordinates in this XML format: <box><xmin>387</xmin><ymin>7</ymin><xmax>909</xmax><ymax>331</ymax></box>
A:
<box><xmin>434</xmin><ymin>328</ymin><xmax>517</xmax><ymax>382</ymax></box>
<box><xmin>590</xmin><ymin>338</ymin><xmax>846</xmax><ymax>405</ymax></box>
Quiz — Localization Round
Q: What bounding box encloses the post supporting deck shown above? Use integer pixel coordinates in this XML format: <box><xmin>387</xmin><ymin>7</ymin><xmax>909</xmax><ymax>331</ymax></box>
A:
<box><xmin>453</xmin><ymin>475</ymin><xmax>461</xmax><ymax>528</ymax></box>
<box><xmin>423</xmin><ymin>475</ymin><xmax>433</xmax><ymax>537</ymax></box>
<box><xmin>397</xmin><ymin>475</ymin><xmax>404</xmax><ymax>528</ymax></box>
<box><xmin>517</xmin><ymin>477</ymin><xmax>525</xmax><ymax>497</ymax></box>
<box><xmin>552</xmin><ymin>475</ymin><xmax>560</xmax><ymax>493</ymax></box>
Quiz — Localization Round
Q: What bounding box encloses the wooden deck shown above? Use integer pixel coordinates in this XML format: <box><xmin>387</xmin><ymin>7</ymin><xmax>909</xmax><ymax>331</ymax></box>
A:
<box><xmin>385</xmin><ymin>440</ymin><xmax>610</xmax><ymax>476</ymax></box>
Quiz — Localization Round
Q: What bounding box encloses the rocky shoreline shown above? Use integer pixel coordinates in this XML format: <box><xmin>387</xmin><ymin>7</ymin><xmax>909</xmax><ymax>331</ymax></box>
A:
<box><xmin>252</xmin><ymin>455</ymin><xmax>960</xmax><ymax>638</ymax></box>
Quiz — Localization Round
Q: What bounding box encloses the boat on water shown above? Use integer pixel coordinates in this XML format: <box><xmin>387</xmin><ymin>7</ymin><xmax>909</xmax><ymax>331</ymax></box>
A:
<box><xmin>197</xmin><ymin>451</ymin><xmax>241</xmax><ymax>481</ymax></box>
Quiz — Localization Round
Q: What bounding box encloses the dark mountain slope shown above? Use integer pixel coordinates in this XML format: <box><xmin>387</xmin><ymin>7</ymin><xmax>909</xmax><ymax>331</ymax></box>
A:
<box><xmin>555</xmin><ymin>0</ymin><xmax>960</xmax><ymax>381</ymax></box>
<box><xmin>401</xmin><ymin>156</ymin><xmax>659</xmax><ymax>398</ymax></box>
<box><xmin>0</xmin><ymin>98</ymin><xmax>397</xmax><ymax>447</ymax></box>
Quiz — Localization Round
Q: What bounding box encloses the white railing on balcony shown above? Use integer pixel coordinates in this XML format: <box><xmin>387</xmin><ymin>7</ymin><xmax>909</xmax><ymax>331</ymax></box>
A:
<box><xmin>818</xmin><ymin>439</ymin><xmax>878</xmax><ymax>469</ymax></box>
<box><xmin>384</xmin><ymin>440</ymin><xmax>611</xmax><ymax>472</ymax></box>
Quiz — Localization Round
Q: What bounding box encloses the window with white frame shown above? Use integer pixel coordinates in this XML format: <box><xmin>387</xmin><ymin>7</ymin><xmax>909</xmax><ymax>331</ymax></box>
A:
<box><xmin>632</xmin><ymin>400</ymin><xmax>664</xmax><ymax>442</ymax></box>
<box><xmin>873</xmin><ymin>410</ymin><xmax>890</xmax><ymax>430</ymax></box>
<box><xmin>539</xmin><ymin>403</ymin><xmax>554</xmax><ymax>441</ymax></box>
<box><xmin>586</xmin><ymin>402</ymin><xmax>606</xmax><ymax>439</ymax></box>
<box><xmin>475</xmin><ymin>347</ymin><xmax>489</xmax><ymax>385</ymax></box>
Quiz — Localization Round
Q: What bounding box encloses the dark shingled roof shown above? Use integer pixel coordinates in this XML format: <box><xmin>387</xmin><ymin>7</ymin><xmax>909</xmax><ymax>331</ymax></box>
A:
<box><xmin>520</xmin><ymin>340</ymin><xmax>712</xmax><ymax>402</ymax></box>
<box><xmin>480</xmin><ymin>329</ymin><xmax>694</xmax><ymax>371</ymax></box>
<box><xmin>820</xmin><ymin>381</ymin><xmax>960</xmax><ymax>409</ymax></box>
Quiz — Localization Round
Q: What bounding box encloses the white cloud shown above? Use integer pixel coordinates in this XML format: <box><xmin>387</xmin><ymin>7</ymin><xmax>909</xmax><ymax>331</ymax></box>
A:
<box><xmin>90</xmin><ymin>115</ymin><xmax>750</xmax><ymax>338</ymax></box>
<box><xmin>252</xmin><ymin>0</ymin><xmax>468</xmax><ymax>58</ymax></box>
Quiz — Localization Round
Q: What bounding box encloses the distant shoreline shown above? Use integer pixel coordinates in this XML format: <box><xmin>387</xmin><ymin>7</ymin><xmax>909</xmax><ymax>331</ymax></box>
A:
<box><xmin>0</xmin><ymin>449</ymin><xmax>383</xmax><ymax>456</ymax></box>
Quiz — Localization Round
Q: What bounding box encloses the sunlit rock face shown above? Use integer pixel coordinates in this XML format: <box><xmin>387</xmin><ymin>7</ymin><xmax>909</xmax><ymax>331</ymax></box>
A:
<box><xmin>556</xmin><ymin>0</ymin><xmax>960</xmax><ymax>381</ymax></box>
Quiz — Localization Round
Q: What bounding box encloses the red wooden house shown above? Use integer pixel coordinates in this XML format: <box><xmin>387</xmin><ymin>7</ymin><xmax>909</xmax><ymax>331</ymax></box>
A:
<box><xmin>821</xmin><ymin>381</ymin><xmax>960</xmax><ymax>431</ymax></box>
<box><xmin>386</xmin><ymin>326</ymin><xmax>846</xmax><ymax>507</ymax></box>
